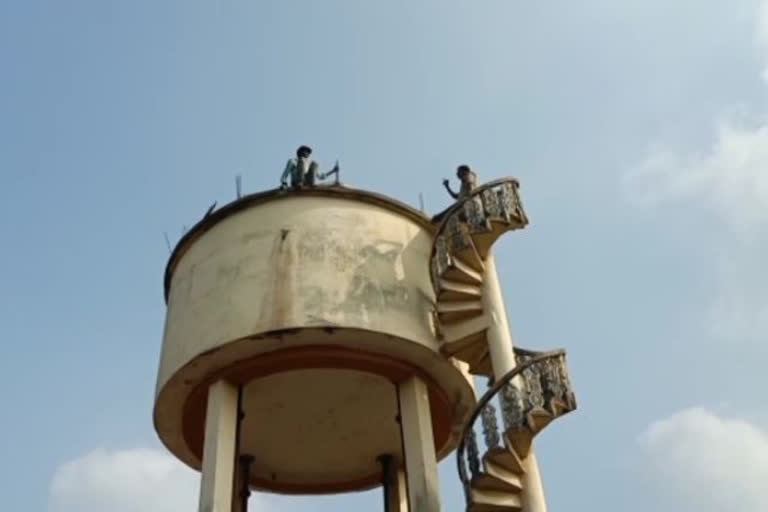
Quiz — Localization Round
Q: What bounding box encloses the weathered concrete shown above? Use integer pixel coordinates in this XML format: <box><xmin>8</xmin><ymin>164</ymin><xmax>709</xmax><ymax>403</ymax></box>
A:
<box><xmin>398</xmin><ymin>376</ymin><xmax>441</xmax><ymax>512</ymax></box>
<box><xmin>198</xmin><ymin>380</ymin><xmax>239</xmax><ymax>512</ymax></box>
<box><xmin>154</xmin><ymin>188</ymin><xmax>476</xmax><ymax>494</ymax></box>
<box><xmin>481</xmin><ymin>255</ymin><xmax>548</xmax><ymax>512</ymax></box>
<box><xmin>159</xmin><ymin>192</ymin><xmax>437</xmax><ymax>395</ymax></box>
<box><xmin>238</xmin><ymin>368</ymin><xmax>400</xmax><ymax>488</ymax></box>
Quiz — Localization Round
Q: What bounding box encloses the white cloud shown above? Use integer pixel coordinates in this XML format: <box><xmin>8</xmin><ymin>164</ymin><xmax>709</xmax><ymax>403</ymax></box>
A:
<box><xmin>627</xmin><ymin>0</ymin><xmax>768</xmax><ymax>230</ymax></box>
<box><xmin>626</xmin><ymin>119</ymin><xmax>768</xmax><ymax>342</ymax></box>
<box><xmin>640</xmin><ymin>407</ymin><xmax>768</xmax><ymax>511</ymax></box>
<box><xmin>624</xmin><ymin>0</ymin><xmax>768</xmax><ymax>343</ymax></box>
<box><xmin>48</xmin><ymin>448</ymin><xmax>199</xmax><ymax>512</ymax></box>
<box><xmin>626</xmin><ymin>120</ymin><xmax>768</xmax><ymax>232</ymax></box>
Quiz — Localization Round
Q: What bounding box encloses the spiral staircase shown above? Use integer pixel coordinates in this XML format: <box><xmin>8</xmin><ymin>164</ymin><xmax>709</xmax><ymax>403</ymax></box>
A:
<box><xmin>456</xmin><ymin>350</ymin><xmax>576</xmax><ymax>512</ymax></box>
<box><xmin>430</xmin><ymin>179</ymin><xmax>529</xmax><ymax>377</ymax></box>
<box><xmin>429</xmin><ymin>179</ymin><xmax>577</xmax><ymax>511</ymax></box>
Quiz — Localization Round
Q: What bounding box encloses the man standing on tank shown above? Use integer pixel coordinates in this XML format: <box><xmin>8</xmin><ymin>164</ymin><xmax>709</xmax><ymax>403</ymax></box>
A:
<box><xmin>280</xmin><ymin>145</ymin><xmax>338</xmax><ymax>188</ymax></box>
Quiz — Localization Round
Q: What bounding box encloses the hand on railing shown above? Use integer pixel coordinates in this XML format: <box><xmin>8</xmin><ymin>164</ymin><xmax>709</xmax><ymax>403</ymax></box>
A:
<box><xmin>430</xmin><ymin>178</ymin><xmax>529</xmax><ymax>288</ymax></box>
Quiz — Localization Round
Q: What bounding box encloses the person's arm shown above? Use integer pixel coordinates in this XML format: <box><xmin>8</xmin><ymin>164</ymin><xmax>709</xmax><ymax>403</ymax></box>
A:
<box><xmin>442</xmin><ymin>179</ymin><xmax>458</xmax><ymax>199</ymax></box>
<box><xmin>280</xmin><ymin>159</ymin><xmax>293</xmax><ymax>187</ymax></box>
<box><xmin>319</xmin><ymin>161</ymin><xmax>339</xmax><ymax>181</ymax></box>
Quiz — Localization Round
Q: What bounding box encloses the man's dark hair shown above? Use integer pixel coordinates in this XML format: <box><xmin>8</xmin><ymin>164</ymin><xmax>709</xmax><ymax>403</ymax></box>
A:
<box><xmin>297</xmin><ymin>145</ymin><xmax>312</xmax><ymax>157</ymax></box>
<box><xmin>456</xmin><ymin>165</ymin><xmax>471</xmax><ymax>177</ymax></box>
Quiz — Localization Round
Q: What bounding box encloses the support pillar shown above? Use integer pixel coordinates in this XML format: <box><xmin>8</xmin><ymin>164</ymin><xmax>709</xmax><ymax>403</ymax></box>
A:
<box><xmin>391</xmin><ymin>468</ymin><xmax>409</xmax><ymax>512</ymax></box>
<box><xmin>233</xmin><ymin>455</ymin><xmax>254</xmax><ymax>512</ymax></box>
<box><xmin>198</xmin><ymin>380</ymin><xmax>239</xmax><ymax>512</ymax></box>
<box><xmin>481</xmin><ymin>255</ymin><xmax>548</xmax><ymax>512</ymax></box>
<box><xmin>397</xmin><ymin>376</ymin><xmax>441</xmax><ymax>512</ymax></box>
<box><xmin>379</xmin><ymin>455</ymin><xmax>409</xmax><ymax>512</ymax></box>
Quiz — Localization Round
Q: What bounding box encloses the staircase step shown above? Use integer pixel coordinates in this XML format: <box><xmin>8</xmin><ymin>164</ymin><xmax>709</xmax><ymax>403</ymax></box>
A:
<box><xmin>526</xmin><ymin>407</ymin><xmax>554</xmax><ymax>433</ymax></box>
<box><xmin>470</xmin><ymin>348</ymin><xmax>493</xmax><ymax>377</ymax></box>
<box><xmin>548</xmin><ymin>397</ymin><xmax>574</xmax><ymax>417</ymax></box>
<box><xmin>484</xmin><ymin>447</ymin><xmax>525</xmax><ymax>475</ymax></box>
<box><xmin>504</xmin><ymin>427</ymin><xmax>533</xmax><ymax>459</ymax></box>
<box><xmin>440</xmin><ymin>314</ymin><xmax>490</xmax><ymax>346</ymax></box>
<box><xmin>444</xmin><ymin>337</ymin><xmax>486</xmax><ymax>366</ymax></box>
<box><xmin>472</xmin><ymin>472</ymin><xmax>521</xmax><ymax>494</ymax></box>
<box><xmin>483</xmin><ymin>460</ymin><xmax>523</xmax><ymax>493</ymax></box>
<box><xmin>471</xmin><ymin>222</ymin><xmax>510</xmax><ymax>260</ymax></box>
<box><xmin>503</xmin><ymin>406</ymin><xmax>557</xmax><ymax>458</ymax></box>
<box><xmin>454</xmin><ymin>243</ymin><xmax>485</xmax><ymax>273</ymax></box>
<box><xmin>469</xmin><ymin>488</ymin><xmax>523</xmax><ymax>512</ymax></box>
<box><xmin>437</xmin><ymin>300</ymin><xmax>483</xmax><ymax>324</ymax></box>
<box><xmin>443</xmin><ymin>256</ymin><xmax>484</xmax><ymax>285</ymax></box>
<box><xmin>437</xmin><ymin>279</ymin><xmax>482</xmax><ymax>301</ymax></box>
<box><xmin>469</xmin><ymin>505</ymin><xmax>522</xmax><ymax>512</ymax></box>
<box><xmin>441</xmin><ymin>331</ymin><xmax>486</xmax><ymax>360</ymax></box>
<box><xmin>471</xmin><ymin>233</ymin><xmax>496</xmax><ymax>261</ymax></box>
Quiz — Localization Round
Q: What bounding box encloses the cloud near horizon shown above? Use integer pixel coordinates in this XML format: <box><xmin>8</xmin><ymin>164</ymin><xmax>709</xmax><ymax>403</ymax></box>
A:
<box><xmin>640</xmin><ymin>407</ymin><xmax>768</xmax><ymax>511</ymax></box>
<box><xmin>47</xmin><ymin>447</ymin><xmax>358</xmax><ymax>512</ymax></box>
<box><xmin>48</xmin><ymin>448</ymin><xmax>199</xmax><ymax>512</ymax></box>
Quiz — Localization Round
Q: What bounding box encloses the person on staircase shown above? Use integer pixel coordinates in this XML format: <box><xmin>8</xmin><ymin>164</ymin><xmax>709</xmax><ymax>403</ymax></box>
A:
<box><xmin>442</xmin><ymin>164</ymin><xmax>477</xmax><ymax>200</ymax></box>
<box><xmin>432</xmin><ymin>164</ymin><xmax>479</xmax><ymax>223</ymax></box>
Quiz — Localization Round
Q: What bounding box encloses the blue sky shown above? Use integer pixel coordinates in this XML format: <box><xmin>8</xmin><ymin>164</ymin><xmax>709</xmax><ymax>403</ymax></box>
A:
<box><xmin>2</xmin><ymin>1</ymin><xmax>768</xmax><ymax>510</ymax></box>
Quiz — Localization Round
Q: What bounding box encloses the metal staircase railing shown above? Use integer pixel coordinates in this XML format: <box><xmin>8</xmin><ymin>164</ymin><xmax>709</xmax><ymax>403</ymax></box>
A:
<box><xmin>457</xmin><ymin>348</ymin><xmax>577</xmax><ymax>511</ymax></box>
<box><xmin>429</xmin><ymin>178</ymin><xmax>530</xmax><ymax>377</ymax></box>
<box><xmin>430</xmin><ymin>178</ymin><xmax>528</xmax><ymax>290</ymax></box>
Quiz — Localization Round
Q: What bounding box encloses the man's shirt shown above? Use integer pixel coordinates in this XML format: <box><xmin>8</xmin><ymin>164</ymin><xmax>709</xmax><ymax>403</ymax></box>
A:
<box><xmin>459</xmin><ymin>173</ymin><xmax>477</xmax><ymax>198</ymax></box>
<box><xmin>281</xmin><ymin>156</ymin><xmax>314</xmax><ymax>185</ymax></box>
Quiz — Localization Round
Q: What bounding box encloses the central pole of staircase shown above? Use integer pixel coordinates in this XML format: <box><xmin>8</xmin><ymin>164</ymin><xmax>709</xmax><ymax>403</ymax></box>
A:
<box><xmin>481</xmin><ymin>255</ymin><xmax>548</xmax><ymax>512</ymax></box>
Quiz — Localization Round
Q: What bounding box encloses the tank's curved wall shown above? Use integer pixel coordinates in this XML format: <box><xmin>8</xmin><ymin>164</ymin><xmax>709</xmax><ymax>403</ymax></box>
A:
<box><xmin>157</xmin><ymin>194</ymin><xmax>437</xmax><ymax>395</ymax></box>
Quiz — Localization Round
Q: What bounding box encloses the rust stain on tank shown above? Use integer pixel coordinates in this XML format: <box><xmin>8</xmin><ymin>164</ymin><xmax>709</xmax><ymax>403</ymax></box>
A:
<box><xmin>258</xmin><ymin>228</ymin><xmax>299</xmax><ymax>329</ymax></box>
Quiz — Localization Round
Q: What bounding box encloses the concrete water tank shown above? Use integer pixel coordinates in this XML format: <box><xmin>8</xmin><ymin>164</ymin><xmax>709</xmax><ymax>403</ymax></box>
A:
<box><xmin>154</xmin><ymin>186</ymin><xmax>476</xmax><ymax>494</ymax></box>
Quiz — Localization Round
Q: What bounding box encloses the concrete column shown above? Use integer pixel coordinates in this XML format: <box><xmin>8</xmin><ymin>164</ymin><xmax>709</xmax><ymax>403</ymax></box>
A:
<box><xmin>483</xmin><ymin>255</ymin><xmax>517</xmax><ymax>377</ymax></box>
<box><xmin>393</xmin><ymin>469</ymin><xmax>409</xmax><ymax>512</ymax></box>
<box><xmin>232</xmin><ymin>455</ymin><xmax>254</xmax><ymax>512</ymax></box>
<box><xmin>382</xmin><ymin>459</ymin><xmax>409</xmax><ymax>512</ymax></box>
<box><xmin>481</xmin><ymin>255</ymin><xmax>548</xmax><ymax>512</ymax></box>
<box><xmin>398</xmin><ymin>376</ymin><xmax>441</xmax><ymax>512</ymax></box>
<box><xmin>198</xmin><ymin>380</ymin><xmax>239</xmax><ymax>512</ymax></box>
